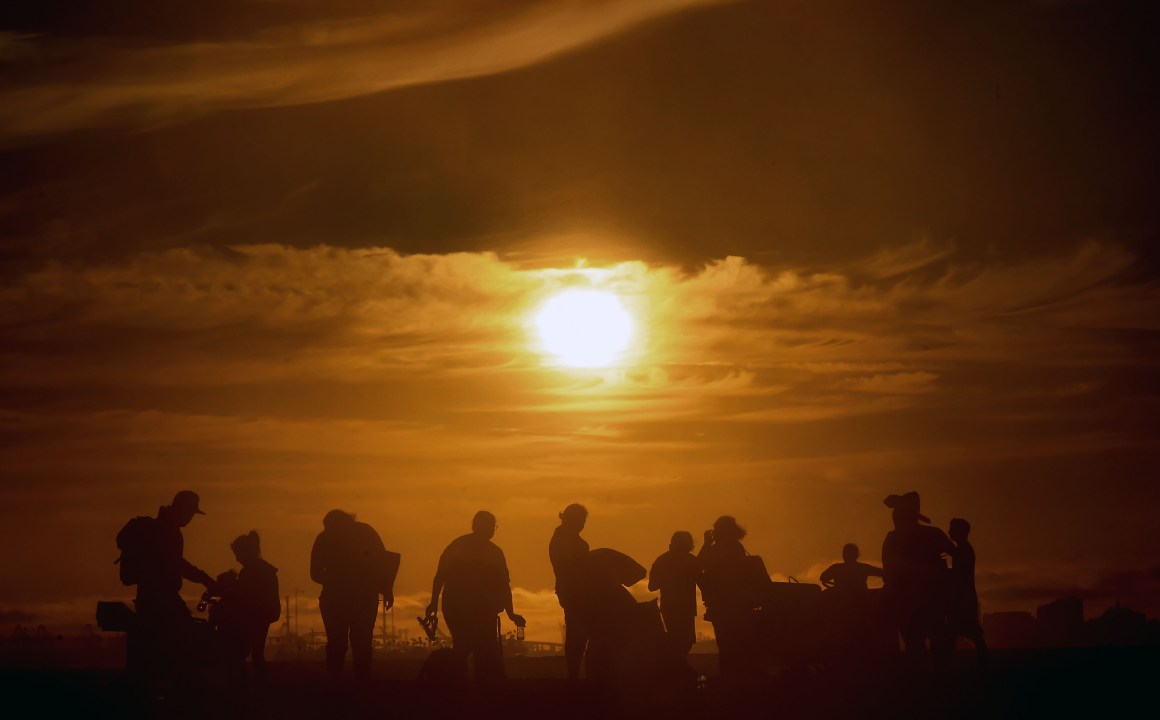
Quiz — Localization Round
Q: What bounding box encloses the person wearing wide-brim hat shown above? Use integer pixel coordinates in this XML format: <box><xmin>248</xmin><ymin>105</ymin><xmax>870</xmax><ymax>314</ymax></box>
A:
<box><xmin>881</xmin><ymin>491</ymin><xmax>956</xmax><ymax>668</ymax></box>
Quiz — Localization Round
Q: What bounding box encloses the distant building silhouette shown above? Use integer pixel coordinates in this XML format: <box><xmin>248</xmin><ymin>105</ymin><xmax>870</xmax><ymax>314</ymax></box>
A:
<box><xmin>1088</xmin><ymin>601</ymin><xmax>1149</xmax><ymax>646</ymax></box>
<box><xmin>981</xmin><ymin>611</ymin><xmax>1037</xmax><ymax>648</ymax></box>
<box><xmin>982</xmin><ymin>597</ymin><xmax>1160</xmax><ymax>649</ymax></box>
<box><xmin>1036</xmin><ymin>597</ymin><xmax>1084</xmax><ymax>647</ymax></box>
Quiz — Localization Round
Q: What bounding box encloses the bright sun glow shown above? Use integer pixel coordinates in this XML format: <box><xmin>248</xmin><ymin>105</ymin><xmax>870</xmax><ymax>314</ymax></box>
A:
<box><xmin>534</xmin><ymin>290</ymin><xmax>633</xmax><ymax>368</ymax></box>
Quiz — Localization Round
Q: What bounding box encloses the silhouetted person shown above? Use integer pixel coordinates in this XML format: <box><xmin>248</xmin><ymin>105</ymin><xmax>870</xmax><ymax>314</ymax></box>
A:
<box><xmin>116</xmin><ymin>491</ymin><xmax>217</xmax><ymax>693</ymax></box>
<box><xmin>820</xmin><ymin>544</ymin><xmax>883</xmax><ymax>593</ymax></box>
<box><xmin>207</xmin><ymin>569</ymin><xmax>244</xmax><ymax>688</ymax></box>
<box><xmin>217</xmin><ymin>531</ymin><xmax>280</xmax><ymax>686</ymax></box>
<box><xmin>698</xmin><ymin>516</ymin><xmax>762</xmax><ymax>677</ymax></box>
<box><xmin>881</xmin><ymin>492</ymin><xmax>955</xmax><ymax>668</ymax></box>
<box><xmin>649</xmin><ymin>531</ymin><xmax>701</xmax><ymax>660</ymax></box>
<box><xmin>550</xmin><ymin>503</ymin><xmax>590</xmax><ymax>681</ymax></box>
<box><xmin>425</xmin><ymin>511</ymin><xmax>525</xmax><ymax>683</ymax></box>
<box><xmin>310</xmin><ymin>510</ymin><xmax>395</xmax><ymax>684</ymax></box>
<box><xmin>948</xmin><ymin>518</ymin><xmax>987</xmax><ymax>668</ymax></box>
<box><xmin>818</xmin><ymin>543</ymin><xmax>887</xmax><ymax>661</ymax></box>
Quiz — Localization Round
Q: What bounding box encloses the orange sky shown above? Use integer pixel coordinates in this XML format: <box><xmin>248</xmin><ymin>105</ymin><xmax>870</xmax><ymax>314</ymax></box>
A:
<box><xmin>1</xmin><ymin>1</ymin><xmax>1158</xmax><ymax>639</ymax></box>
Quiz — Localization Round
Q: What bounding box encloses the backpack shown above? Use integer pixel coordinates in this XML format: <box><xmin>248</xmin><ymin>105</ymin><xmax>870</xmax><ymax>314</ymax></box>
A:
<box><xmin>115</xmin><ymin>516</ymin><xmax>157</xmax><ymax>586</ymax></box>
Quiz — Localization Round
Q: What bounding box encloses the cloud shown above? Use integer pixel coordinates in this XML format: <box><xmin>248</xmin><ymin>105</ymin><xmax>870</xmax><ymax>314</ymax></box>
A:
<box><xmin>0</xmin><ymin>0</ymin><xmax>733</xmax><ymax>144</ymax></box>
<box><xmin>1</xmin><ymin>239</ymin><xmax>1154</xmax><ymax>414</ymax></box>
<box><xmin>842</xmin><ymin>371</ymin><xmax>939</xmax><ymax>395</ymax></box>
<box><xmin>849</xmin><ymin>238</ymin><xmax>956</xmax><ymax>281</ymax></box>
<box><xmin>1</xmin><ymin>239</ymin><xmax>1157</xmax><ymax>627</ymax></box>
<box><xmin>0</xmin><ymin>609</ymin><xmax>38</xmax><ymax>625</ymax></box>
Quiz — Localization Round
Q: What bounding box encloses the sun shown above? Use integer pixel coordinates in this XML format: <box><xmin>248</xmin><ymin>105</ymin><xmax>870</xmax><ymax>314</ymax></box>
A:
<box><xmin>534</xmin><ymin>290</ymin><xmax>634</xmax><ymax>368</ymax></box>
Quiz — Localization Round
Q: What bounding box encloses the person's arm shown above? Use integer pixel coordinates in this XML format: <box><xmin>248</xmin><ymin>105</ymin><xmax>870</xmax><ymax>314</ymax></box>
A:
<box><xmin>309</xmin><ymin>535</ymin><xmax>326</xmax><ymax>586</ymax></box>
<box><xmin>863</xmin><ymin>562</ymin><xmax>884</xmax><ymax>579</ymax></box>
<box><xmin>180</xmin><ymin>558</ymin><xmax>216</xmax><ymax>589</ymax></box>
<box><xmin>648</xmin><ymin>558</ymin><xmax>662</xmax><ymax>592</ymax></box>
<box><xmin>499</xmin><ymin>551</ymin><xmax>524</xmax><ymax>627</ymax></box>
<box><xmin>426</xmin><ymin>573</ymin><xmax>443</xmax><ymax>617</ymax></box>
<box><xmin>819</xmin><ymin>563</ymin><xmax>837</xmax><ymax>588</ymax></box>
<box><xmin>426</xmin><ymin>547</ymin><xmax>447</xmax><ymax>617</ymax></box>
<box><xmin>265</xmin><ymin>567</ymin><xmax>282</xmax><ymax>623</ymax></box>
<box><xmin>698</xmin><ymin>530</ymin><xmax>714</xmax><ymax>559</ymax></box>
<box><xmin>881</xmin><ymin>535</ymin><xmax>897</xmax><ymax>587</ymax></box>
<box><xmin>936</xmin><ymin>530</ymin><xmax>957</xmax><ymax>562</ymax></box>
<box><xmin>366</xmin><ymin>526</ymin><xmax>395</xmax><ymax>609</ymax></box>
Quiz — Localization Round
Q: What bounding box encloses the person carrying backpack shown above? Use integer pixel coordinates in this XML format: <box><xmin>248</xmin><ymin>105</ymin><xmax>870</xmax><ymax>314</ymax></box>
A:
<box><xmin>310</xmin><ymin>510</ymin><xmax>398</xmax><ymax>684</ymax></box>
<box><xmin>116</xmin><ymin>490</ymin><xmax>218</xmax><ymax>693</ymax></box>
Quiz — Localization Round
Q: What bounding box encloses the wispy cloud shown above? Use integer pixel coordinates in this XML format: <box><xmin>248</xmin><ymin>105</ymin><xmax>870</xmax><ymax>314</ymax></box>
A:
<box><xmin>0</xmin><ymin>0</ymin><xmax>733</xmax><ymax>143</ymax></box>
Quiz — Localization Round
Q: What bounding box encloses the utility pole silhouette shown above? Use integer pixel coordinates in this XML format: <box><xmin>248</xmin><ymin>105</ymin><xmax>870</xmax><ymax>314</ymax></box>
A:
<box><xmin>295</xmin><ymin>589</ymin><xmax>302</xmax><ymax>636</ymax></box>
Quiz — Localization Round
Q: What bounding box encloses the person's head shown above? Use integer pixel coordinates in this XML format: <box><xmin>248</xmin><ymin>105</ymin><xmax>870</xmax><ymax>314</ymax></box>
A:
<box><xmin>231</xmin><ymin>530</ymin><xmax>261</xmax><ymax>565</ymax></box>
<box><xmin>559</xmin><ymin>503</ymin><xmax>588</xmax><ymax>532</ymax></box>
<box><xmin>670</xmin><ymin>531</ymin><xmax>695</xmax><ymax>554</ymax></box>
<box><xmin>472</xmin><ymin>510</ymin><xmax>497</xmax><ymax>539</ymax></box>
<box><xmin>322</xmin><ymin>509</ymin><xmax>355</xmax><ymax>530</ymax></box>
<box><xmin>949</xmin><ymin>518</ymin><xmax>971</xmax><ymax>543</ymax></box>
<box><xmin>712</xmin><ymin>516</ymin><xmax>746</xmax><ymax>543</ymax></box>
<box><xmin>169</xmin><ymin>490</ymin><xmax>205</xmax><ymax>527</ymax></box>
<box><xmin>884</xmin><ymin>491</ymin><xmax>929</xmax><ymax>528</ymax></box>
<box><xmin>842</xmin><ymin>543</ymin><xmax>860</xmax><ymax>563</ymax></box>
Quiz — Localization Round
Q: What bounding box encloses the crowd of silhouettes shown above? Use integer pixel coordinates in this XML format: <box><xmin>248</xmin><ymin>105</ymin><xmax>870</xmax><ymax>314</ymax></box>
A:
<box><xmin>109</xmin><ymin>489</ymin><xmax>985</xmax><ymax>698</ymax></box>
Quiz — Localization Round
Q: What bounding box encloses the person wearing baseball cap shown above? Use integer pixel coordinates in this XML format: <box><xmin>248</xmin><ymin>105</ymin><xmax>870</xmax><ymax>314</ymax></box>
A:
<box><xmin>117</xmin><ymin>490</ymin><xmax>217</xmax><ymax>691</ymax></box>
<box><xmin>881</xmin><ymin>491</ymin><xmax>955</xmax><ymax>669</ymax></box>
<box><xmin>171</xmin><ymin>490</ymin><xmax>206</xmax><ymax>517</ymax></box>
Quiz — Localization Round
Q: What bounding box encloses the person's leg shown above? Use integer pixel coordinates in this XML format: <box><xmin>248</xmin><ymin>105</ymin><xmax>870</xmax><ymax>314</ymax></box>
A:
<box><xmin>971</xmin><ymin>625</ymin><xmax>988</xmax><ymax>669</ymax></box>
<box><xmin>663</xmin><ymin>610</ymin><xmax>696</xmax><ymax>660</ymax></box>
<box><xmin>711</xmin><ymin>616</ymin><xmax>739</xmax><ymax>677</ymax></box>
<box><xmin>350</xmin><ymin>595</ymin><xmax>379</xmax><ymax>682</ymax></box>
<box><xmin>926</xmin><ymin>602</ymin><xmax>953</xmax><ymax>670</ymax></box>
<box><xmin>226</xmin><ymin>629</ymin><xmax>248</xmax><ymax>694</ymax></box>
<box><xmin>562</xmin><ymin>606</ymin><xmax>588</xmax><ymax>681</ymax></box>
<box><xmin>899</xmin><ymin>616</ymin><xmax>926</xmax><ymax>669</ymax></box>
<box><xmin>131</xmin><ymin>597</ymin><xmax>165</xmax><ymax>695</ymax></box>
<box><xmin>319</xmin><ymin>596</ymin><xmax>348</xmax><ymax>683</ymax></box>
<box><xmin>720</xmin><ymin>611</ymin><xmax>761</xmax><ymax>677</ymax></box>
<box><xmin>162</xmin><ymin>594</ymin><xmax>200</xmax><ymax>697</ymax></box>
<box><xmin>251</xmin><ymin>624</ymin><xmax>270</xmax><ymax>684</ymax></box>
<box><xmin>443</xmin><ymin>609</ymin><xmax>477</xmax><ymax>678</ymax></box>
<box><xmin>471</xmin><ymin>615</ymin><xmax>505</xmax><ymax>684</ymax></box>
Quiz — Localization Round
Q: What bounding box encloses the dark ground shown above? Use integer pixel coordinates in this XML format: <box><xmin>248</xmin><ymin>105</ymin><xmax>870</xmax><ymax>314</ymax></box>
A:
<box><xmin>0</xmin><ymin>648</ymin><xmax>1156</xmax><ymax>719</ymax></box>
